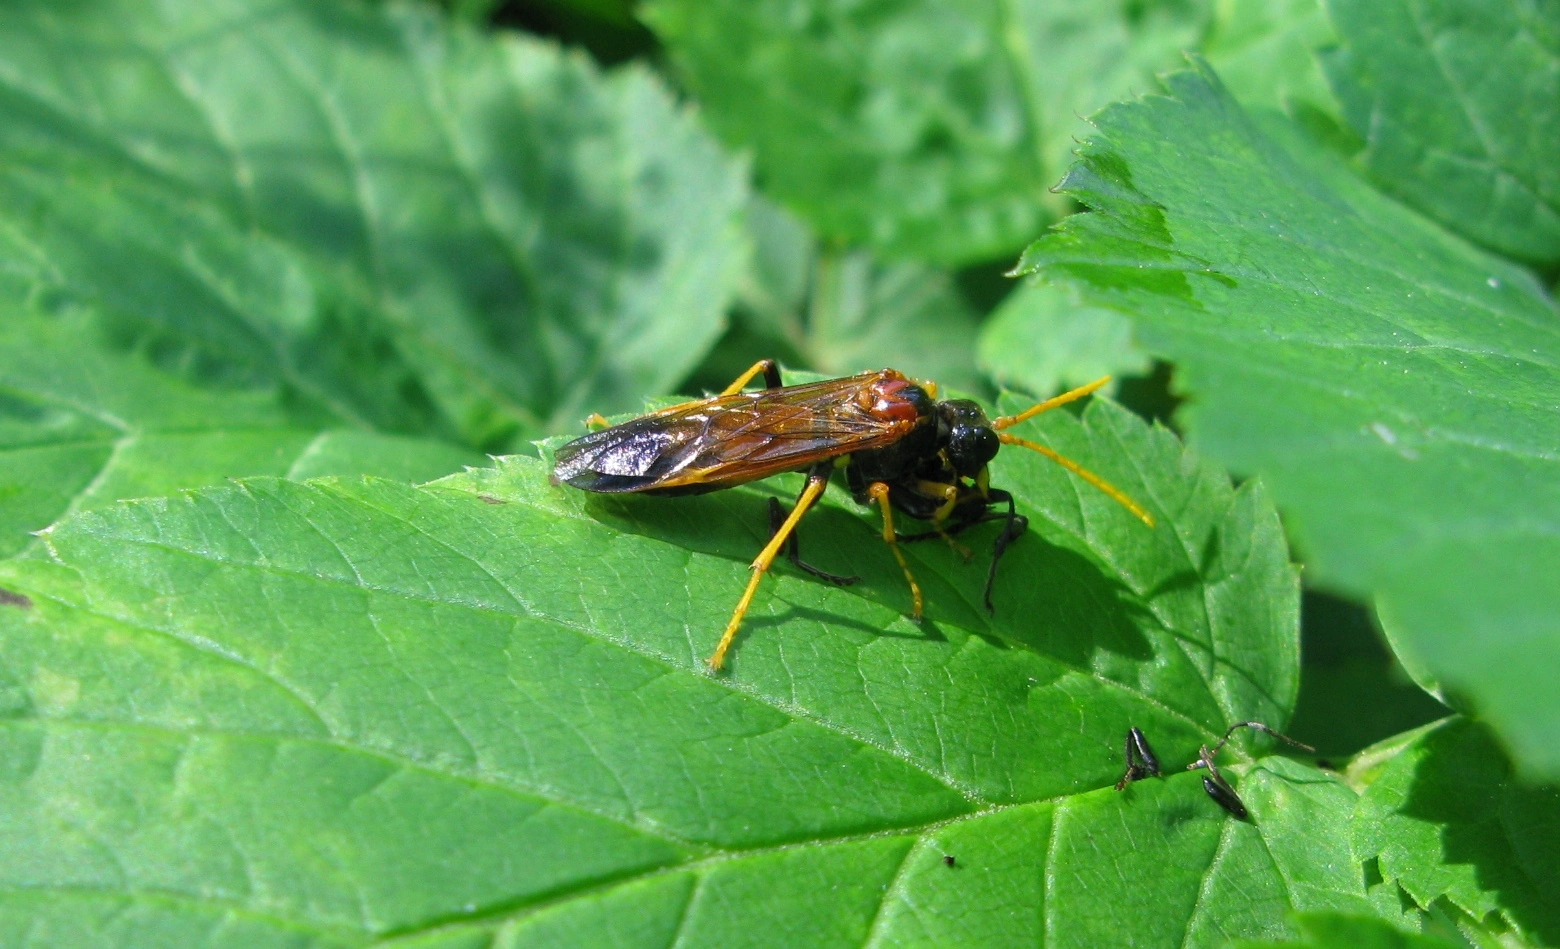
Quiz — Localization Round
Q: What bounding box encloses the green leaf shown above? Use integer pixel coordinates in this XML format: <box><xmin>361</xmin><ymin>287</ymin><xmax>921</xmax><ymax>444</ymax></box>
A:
<box><xmin>977</xmin><ymin>280</ymin><xmax>1151</xmax><ymax>398</ymax></box>
<box><xmin>1319</xmin><ymin>0</ymin><xmax>1560</xmax><ymax>267</ymax></box>
<box><xmin>0</xmin><ymin>309</ymin><xmax>485</xmax><ymax>558</ymax></box>
<box><xmin>642</xmin><ymin>0</ymin><xmax>1212</xmax><ymax>265</ymax></box>
<box><xmin>0</xmin><ymin>391</ymin><xmax>1363</xmax><ymax>944</ymax></box>
<box><xmin>0</xmin><ymin>0</ymin><xmax>747</xmax><ymax>446</ymax></box>
<box><xmin>1352</xmin><ymin>718</ymin><xmax>1560</xmax><ymax>946</ymax></box>
<box><xmin>1017</xmin><ymin>61</ymin><xmax>1560</xmax><ymax>779</ymax></box>
<box><xmin>1202</xmin><ymin>0</ymin><xmax>1339</xmax><ymax>112</ymax></box>
<box><xmin>1231</xmin><ymin>911</ymin><xmax>1464</xmax><ymax>949</ymax></box>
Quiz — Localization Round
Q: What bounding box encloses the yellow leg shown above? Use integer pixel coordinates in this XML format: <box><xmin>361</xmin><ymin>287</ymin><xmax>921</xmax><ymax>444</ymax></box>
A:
<box><xmin>707</xmin><ymin>468</ymin><xmax>829</xmax><ymax>672</ymax></box>
<box><xmin>869</xmin><ymin>482</ymin><xmax>923</xmax><ymax>622</ymax></box>
<box><xmin>915</xmin><ymin>479</ymin><xmax>960</xmax><ymax>523</ymax></box>
<box><xmin>997</xmin><ymin>434</ymin><xmax>1156</xmax><ymax>527</ymax></box>
<box><xmin>720</xmin><ymin>359</ymin><xmax>780</xmax><ymax>396</ymax></box>
<box><xmin>911</xmin><ymin>479</ymin><xmax>970</xmax><ymax>558</ymax></box>
<box><xmin>585</xmin><ymin>413</ymin><xmax>610</xmax><ymax>431</ymax></box>
<box><xmin>991</xmin><ymin>375</ymin><xmax>1112</xmax><ymax>430</ymax></box>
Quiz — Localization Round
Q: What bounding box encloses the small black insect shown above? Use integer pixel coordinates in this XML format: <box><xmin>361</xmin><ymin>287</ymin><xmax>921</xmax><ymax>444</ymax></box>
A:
<box><xmin>942</xmin><ymin>854</ymin><xmax>957</xmax><ymax>868</ymax></box>
<box><xmin>1114</xmin><ymin>726</ymin><xmax>1163</xmax><ymax>790</ymax></box>
<box><xmin>1198</xmin><ymin>773</ymin><xmax>1248</xmax><ymax>819</ymax></box>
<box><xmin>1187</xmin><ymin>721</ymin><xmax>1315</xmax><ymax>821</ymax></box>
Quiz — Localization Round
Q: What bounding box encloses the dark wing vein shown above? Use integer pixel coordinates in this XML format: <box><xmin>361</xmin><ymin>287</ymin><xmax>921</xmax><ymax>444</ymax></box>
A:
<box><xmin>552</xmin><ymin>373</ymin><xmax>918</xmax><ymax>493</ymax></box>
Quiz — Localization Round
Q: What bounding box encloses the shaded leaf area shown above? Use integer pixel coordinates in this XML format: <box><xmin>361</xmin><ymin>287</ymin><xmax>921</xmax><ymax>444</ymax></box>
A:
<box><xmin>1232</xmin><ymin>911</ymin><xmax>1463</xmax><ymax>949</ymax></box>
<box><xmin>0</xmin><ymin>397</ymin><xmax>1354</xmax><ymax>945</ymax></box>
<box><xmin>1353</xmin><ymin>718</ymin><xmax>1560</xmax><ymax>947</ymax></box>
<box><xmin>977</xmin><ymin>279</ymin><xmax>1150</xmax><ymax>399</ymax></box>
<box><xmin>1018</xmin><ymin>62</ymin><xmax>1560</xmax><ymax>778</ymax></box>
<box><xmin>0</xmin><ymin>0</ymin><xmax>746</xmax><ymax>447</ymax></box>
<box><xmin>0</xmin><ymin>310</ymin><xmax>485</xmax><ymax>558</ymax></box>
<box><xmin>642</xmin><ymin>0</ymin><xmax>1211</xmax><ymax>265</ymax></box>
<box><xmin>1286</xmin><ymin>591</ymin><xmax>1447</xmax><ymax>759</ymax></box>
<box><xmin>1320</xmin><ymin>0</ymin><xmax>1560</xmax><ymax>267</ymax></box>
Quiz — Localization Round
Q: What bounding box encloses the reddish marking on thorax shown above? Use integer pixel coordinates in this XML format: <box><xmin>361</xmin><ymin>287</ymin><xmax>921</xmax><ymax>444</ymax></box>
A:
<box><xmin>858</xmin><ymin>371</ymin><xmax>925</xmax><ymax>424</ymax></box>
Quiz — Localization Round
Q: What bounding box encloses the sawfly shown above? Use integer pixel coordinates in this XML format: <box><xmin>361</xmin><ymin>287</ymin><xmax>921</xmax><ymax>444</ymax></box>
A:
<box><xmin>551</xmin><ymin>359</ymin><xmax>1155</xmax><ymax>671</ymax></box>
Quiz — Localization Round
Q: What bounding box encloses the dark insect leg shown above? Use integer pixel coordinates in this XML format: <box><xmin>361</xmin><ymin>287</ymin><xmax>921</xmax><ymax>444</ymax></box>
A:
<box><xmin>982</xmin><ymin>490</ymin><xmax>1027</xmax><ymax>613</ymax></box>
<box><xmin>1207</xmin><ymin>721</ymin><xmax>1316</xmax><ymax>758</ymax></box>
<box><xmin>892</xmin><ymin>490</ymin><xmax>1026</xmax><ymax>611</ymax></box>
<box><xmin>720</xmin><ymin>358</ymin><xmax>783</xmax><ymax>396</ymax></box>
<box><xmin>894</xmin><ymin>490</ymin><xmax>1024</xmax><ymax>543</ymax></box>
<box><xmin>896</xmin><ymin>508</ymin><xmax>1001</xmax><ymax>543</ymax></box>
<box><xmin>768</xmin><ymin>497</ymin><xmax>858</xmax><ymax>586</ymax></box>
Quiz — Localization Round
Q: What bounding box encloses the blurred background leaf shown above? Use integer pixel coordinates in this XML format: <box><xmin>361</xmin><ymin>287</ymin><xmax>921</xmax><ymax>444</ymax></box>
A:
<box><xmin>642</xmin><ymin>0</ymin><xmax>1214</xmax><ymax>266</ymax></box>
<box><xmin>1285</xmin><ymin>592</ymin><xmax>1449</xmax><ymax>760</ymax></box>
<box><xmin>1232</xmin><ymin>911</ymin><xmax>1467</xmax><ymax>949</ymax></box>
<box><xmin>978</xmin><ymin>280</ymin><xmax>1151</xmax><ymax>398</ymax></box>
<box><xmin>0</xmin><ymin>308</ymin><xmax>486</xmax><ymax>559</ymax></box>
<box><xmin>1202</xmin><ymin>0</ymin><xmax>1339</xmax><ymax>111</ymax></box>
<box><xmin>690</xmin><ymin>197</ymin><xmax>985</xmax><ymax>396</ymax></box>
<box><xmin>0</xmin><ymin>0</ymin><xmax>747</xmax><ymax>448</ymax></box>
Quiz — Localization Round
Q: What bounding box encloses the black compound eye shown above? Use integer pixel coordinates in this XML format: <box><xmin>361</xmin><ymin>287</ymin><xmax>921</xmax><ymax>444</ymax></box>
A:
<box><xmin>950</xmin><ymin>424</ymin><xmax>999</xmax><ymax>474</ymax></box>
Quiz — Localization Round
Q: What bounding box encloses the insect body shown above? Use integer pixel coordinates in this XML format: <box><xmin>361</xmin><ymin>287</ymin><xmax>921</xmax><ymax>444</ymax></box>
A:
<box><xmin>552</xmin><ymin>360</ymin><xmax>1154</xmax><ymax>671</ymax></box>
<box><xmin>1114</xmin><ymin>726</ymin><xmax>1164</xmax><ymax>790</ymax></box>
<box><xmin>1187</xmin><ymin>722</ymin><xmax>1315</xmax><ymax>821</ymax></box>
<box><xmin>1113</xmin><ymin>722</ymin><xmax>1315</xmax><ymax>820</ymax></box>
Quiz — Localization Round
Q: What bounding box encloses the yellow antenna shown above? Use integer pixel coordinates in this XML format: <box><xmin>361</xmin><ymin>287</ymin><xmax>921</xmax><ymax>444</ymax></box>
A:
<box><xmin>992</xmin><ymin>376</ymin><xmax>1155</xmax><ymax>528</ymax></box>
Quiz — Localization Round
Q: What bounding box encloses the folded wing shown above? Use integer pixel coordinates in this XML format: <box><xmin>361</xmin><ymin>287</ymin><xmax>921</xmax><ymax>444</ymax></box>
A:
<box><xmin>552</xmin><ymin>371</ymin><xmax>921</xmax><ymax>494</ymax></box>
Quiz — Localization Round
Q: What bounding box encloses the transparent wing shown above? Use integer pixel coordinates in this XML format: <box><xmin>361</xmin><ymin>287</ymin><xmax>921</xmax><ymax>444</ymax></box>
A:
<box><xmin>552</xmin><ymin>371</ymin><xmax>920</xmax><ymax>494</ymax></box>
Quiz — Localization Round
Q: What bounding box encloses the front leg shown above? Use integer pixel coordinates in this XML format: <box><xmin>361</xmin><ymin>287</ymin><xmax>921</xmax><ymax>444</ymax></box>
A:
<box><xmin>868</xmin><ymin>482</ymin><xmax>924</xmax><ymax>622</ymax></box>
<box><xmin>981</xmin><ymin>489</ymin><xmax>1027</xmax><ymax>612</ymax></box>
